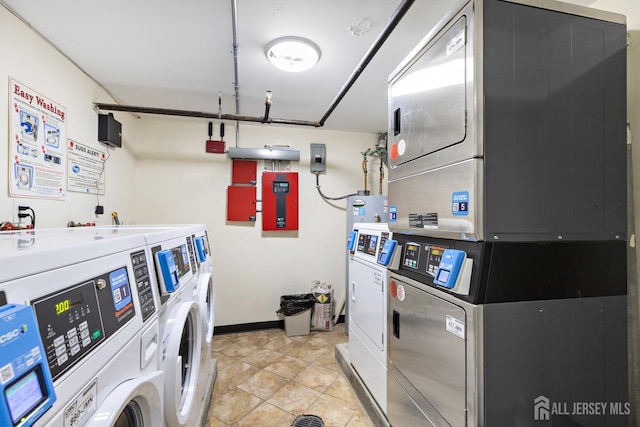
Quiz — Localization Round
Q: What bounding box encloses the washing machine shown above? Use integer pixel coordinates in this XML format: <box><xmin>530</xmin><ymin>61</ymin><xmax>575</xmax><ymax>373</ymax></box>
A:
<box><xmin>183</xmin><ymin>225</ymin><xmax>216</xmax><ymax>427</ymax></box>
<box><xmin>0</xmin><ymin>229</ymin><xmax>164</xmax><ymax>427</ymax></box>
<box><xmin>135</xmin><ymin>227</ymin><xmax>204</xmax><ymax>427</ymax></box>
<box><xmin>89</xmin><ymin>223</ymin><xmax>217</xmax><ymax>416</ymax></box>
<box><xmin>346</xmin><ymin>223</ymin><xmax>398</xmax><ymax>414</ymax></box>
<box><xmin>27</xmin><ymin>224</ymin><xmax>216</xmax><ymax>426</ymax></box>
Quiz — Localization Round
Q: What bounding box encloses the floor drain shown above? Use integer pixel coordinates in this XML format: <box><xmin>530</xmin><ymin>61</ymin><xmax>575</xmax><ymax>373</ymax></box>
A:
<box><xmin>291</xmin><ymin>414</ymin><xmax>325</xmax><ymax>427</ymax></box>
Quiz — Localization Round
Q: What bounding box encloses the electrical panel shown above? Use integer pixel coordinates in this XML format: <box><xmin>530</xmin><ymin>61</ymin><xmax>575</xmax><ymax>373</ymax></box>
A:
<box><xmin>232</xmin><ymin>160</ymin><xmax>257</xmax><ymax>185</ymax></box>
<box><xmin>310</xmin><ymin>143</ymin><xmax>326</xmax><ymax>173</ymax></box>
<box><xmin>262</xmin><ymin>171</ymin><xmax>298</xmax><ymax>231</ymax></box>
<box><xmin>227</xmin><ymin>186</ymin><xmax>257</xmax><ymax>221</ymax></box>
<box><xmin>227</xmin><ymin>159</ymin><xmax>257</xmax><ymax>222</ymax></box>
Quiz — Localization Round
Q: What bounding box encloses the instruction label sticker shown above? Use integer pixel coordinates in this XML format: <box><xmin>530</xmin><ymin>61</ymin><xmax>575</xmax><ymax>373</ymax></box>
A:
<box><xmin>446</xmin><ymin>29</ymin><xmax>466</xmax><ymax>58</ymax></box>
<box><xmin>446</xmin><ymin>315</ymin><xmax>465</xmax><ymax>339</ymax></box>
<box><xmin>389</xmin><ymin>205</ymin><xmax>398</xmax><ymax>223</ymax></box>
<box><xmin>452</xmin><ymin>191</ymin><xmax>469</xmax><ymax>216</ymax></box>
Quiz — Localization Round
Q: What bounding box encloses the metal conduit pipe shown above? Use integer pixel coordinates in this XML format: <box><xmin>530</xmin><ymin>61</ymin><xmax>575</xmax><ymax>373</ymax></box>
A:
<box><xmin>231</xmin><ymin>0</ymin><xmax>240</xmax><ymax>146</ymax></box>
<box><xmin>92</xmin><ymin>103</ymin><xmax>321</xmax><ymax>127</ymax></box>
<box><xmin>318</xmin><ymin>0</ymin><xmax>415</xmax><ymax>126</ymax></box>
<box><xmin>94</xmin><ymin>0</ymin><xmax>416</xmax><ymax>130</ymax></box>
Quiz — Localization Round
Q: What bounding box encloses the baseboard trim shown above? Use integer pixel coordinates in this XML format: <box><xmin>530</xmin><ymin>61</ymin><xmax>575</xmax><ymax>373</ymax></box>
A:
<box><xmin>214</xmin><ymin>315</ymin><xmax>345</xmax><ymax>335</ymax></box>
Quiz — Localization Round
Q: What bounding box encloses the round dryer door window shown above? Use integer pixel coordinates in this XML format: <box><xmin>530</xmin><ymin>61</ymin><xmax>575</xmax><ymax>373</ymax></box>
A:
<box><xmin>113</xmin><ymin>401</ymin><xmax>143</xmax><ymax>427</ymax></box>
<box><xmin>199</xmin><ymin>273</ymin><xmax>215</xmax><ymax>345</ymax></box>
<box><xmin>164</xmin><ymin>301</ymin><xmax>202</xmax><ymax>427</ymax></box>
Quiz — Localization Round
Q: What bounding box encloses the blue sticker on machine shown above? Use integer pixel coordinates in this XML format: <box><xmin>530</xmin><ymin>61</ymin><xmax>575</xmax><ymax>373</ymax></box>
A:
<box><xmin>110</xmin><ymin>267</ymin><xmax>132</xmax><ymax>311</ymax></box>
<box><xmin>389</xmin><ymin>205</ymin><xmax>397</xmax><ymax>222</ymax></box>
<box><xmin>452</xmin><ymin>191</ymin><xmax>469</xmax><ymax>216</ymax></box>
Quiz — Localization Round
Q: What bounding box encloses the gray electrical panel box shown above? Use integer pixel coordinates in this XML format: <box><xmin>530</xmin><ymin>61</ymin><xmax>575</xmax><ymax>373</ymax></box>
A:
<box><xmin>310</xmin><ymin>143</ymin><xmax>326</xmax><ymax>173</ymax></box>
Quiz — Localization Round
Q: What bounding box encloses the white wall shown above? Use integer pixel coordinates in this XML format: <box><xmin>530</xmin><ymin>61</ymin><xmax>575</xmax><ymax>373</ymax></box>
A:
<box><xmin>131</xmin><ymin>116</ymin><xmax>384</xmax><ymax>325</ymax></box>
<box><xmin>0</xmin><ymin>6</ymin><xmax>138</xmax><ymax>228</ymax></box>
<box><xmin>0</xmin><ymin>4</ymin><xmax>384</xmax><ymax>328</ymax></box>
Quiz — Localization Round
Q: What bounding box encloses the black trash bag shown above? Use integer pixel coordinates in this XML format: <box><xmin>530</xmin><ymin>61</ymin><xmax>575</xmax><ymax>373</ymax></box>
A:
<box><xmin>278</xmin><ymin>293</ymin><xmax>315</xmax><ymax>316</ymax></box>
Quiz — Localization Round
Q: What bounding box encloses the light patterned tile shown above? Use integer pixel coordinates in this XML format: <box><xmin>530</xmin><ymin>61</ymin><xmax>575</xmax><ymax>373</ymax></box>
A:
<box><xmin>324</xmin><ymin>375</ymin><xmax>360</xmax><ymax>411</ymax></box>
<box><xmin>267</xmin><ymin>381</ymin><xmax>321</xmax><ymax>414</ymax></box>
<box><xmin>286</xmin><ymin>342</ymin><xmax>327</xmax><ymax>362</ymax></box>
<box><xmin>306</xmin><ymin>393</ymin><xmax>357</xmax><ymax>427</ymax></box>
<box><xmin>209</xmin><ymin>388</ymin><xmax>261</xmax><ymax>425</ymax></box>
<box><xmin>346</xmin><ymin>411</ymin><xmax>375</xmax><ymax>427</ymax></box>
<box><xmin>313</xmin><ymin>348</ymin><xmax>342</xmax><ymax>372</ymax></box>
<box><xmin>211</xmin><ymin>379</ymin><xmax>234</xmax><ymax>402</ymax></box>
<box><xmin>206</xmin><ymin>415</ymin><xmax>231</xmax><ymax>427</ymax></box>
<box><xmin>241</xmin><ymin>348</ymin><xmax>283</xmax><ymax>368</ymax></box>
<box><xmin>237</xmin><ymin>369</ymin><xmax>289</xmax><ymax>400</ymax></box>
<box><xmin>264</xmin><ymin>355</ymin><xmax>309</xmax><ymax>379</ymax></box>
<box><xmin>263</xmin><ymin>333</ymin><xmax>300</xmax><ymax>354</ymax></box>
<box><xmin>294</xmin><ymin>364</ymin><xmax>339</xmax><ymax>393</ymax></box>
<box><xmin>216</xmin><ymin>361</ymin><xmax>260</xmax><ymax>387</ymax></box>
<box><xmin>235</xmin><ymin>402</ymin><xmax>296</xmax><ymax>427</ymax></box>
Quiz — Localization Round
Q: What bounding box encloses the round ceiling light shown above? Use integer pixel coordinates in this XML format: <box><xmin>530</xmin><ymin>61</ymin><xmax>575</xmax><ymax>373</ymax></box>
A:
<box><xmin>265</xmin><ymin>37</ymin><xmax>321</xmax><ymax>72</ymax></box>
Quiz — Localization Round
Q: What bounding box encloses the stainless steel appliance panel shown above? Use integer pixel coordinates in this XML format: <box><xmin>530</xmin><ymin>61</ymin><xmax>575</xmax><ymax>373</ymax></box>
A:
<box><xmin>388</xmin><ymin>276</ymin><xmax>467</xmax><ymax>427</ymax></box>
<box><xmin>389</xmin><ymin>158</ymin><xmax>483</xmax><ymax>241</ymax></box>
<box><xmin>389</xmin><ymin>14</ymin><xmax>469</xmax><ymax>167</ymax></box>
<box><xmin>387</xmin><ymin>0</ymin><xmax>626</xmax><ymax>241</ymax></box>
<box><xmin>388</xmin><ymin>0</ymin><xmax>479</xmax><ymax>181</ymax></box>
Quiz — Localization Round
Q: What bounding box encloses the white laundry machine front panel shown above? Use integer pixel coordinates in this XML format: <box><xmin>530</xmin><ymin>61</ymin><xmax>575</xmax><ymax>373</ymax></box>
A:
<box><xmin>349</xmin><ymin>258</ymin><xmax>386</xmax><ymax>357</ymax></box>
<box><xmin>349</xmin><ymin>322</ymin><xmax>387</xmax><ymax>413</ymax></box>
<box><xmin>0</xmin><ymin>240</ymin><xmax>155</xmax><ymax>426</ymax></box>
<box><xmin>90</xmin><ymin>370</ymin><xmax>163</xmax><ymax>427</ymax></box>
<box><xmin>161</xmin><ymin>299</ymin><xmax>201</xmax><ymax>427</ymax></box>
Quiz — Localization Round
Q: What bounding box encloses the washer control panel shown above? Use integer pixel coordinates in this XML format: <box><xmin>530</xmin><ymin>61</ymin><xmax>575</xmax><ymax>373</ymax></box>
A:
<box><xmin>130</xmin><ymin>250</ymin><xmax>156</xmax><ymax>322</ymax></box>
<box><xmin>32</xmin><ymin>267</ymin><xmax>136</xmax><ymax>381</ymax></box>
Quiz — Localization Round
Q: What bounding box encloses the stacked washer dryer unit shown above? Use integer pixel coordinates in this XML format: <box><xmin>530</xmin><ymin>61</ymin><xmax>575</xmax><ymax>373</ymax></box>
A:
<box><xmin>347</xmin><ymin>223</ymin><xmax>397</xmax><ymax>415</ymax></box>
<box><xmin>386</xmin><ymin>0</ymin><xmax>628</xmax><ymax>426</ymax></box>
<box><xmin>0</xmin><ymin>229</ymin><xmax>164</xmax><ymax>427</ymax></box>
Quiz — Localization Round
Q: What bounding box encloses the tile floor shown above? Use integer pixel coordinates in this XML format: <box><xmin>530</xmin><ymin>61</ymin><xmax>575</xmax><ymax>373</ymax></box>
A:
<box><xmin>206</xmin><ymin>322</ymin><xmax>374</xmax><ymax>427</ymax></box>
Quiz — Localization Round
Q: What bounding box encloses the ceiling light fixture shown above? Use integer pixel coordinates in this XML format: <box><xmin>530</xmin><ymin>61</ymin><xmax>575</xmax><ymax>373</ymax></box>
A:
<box><xmin>265</xmin><ymin>37</ymin><xmax>321</xmax><ymax>72</ymax></box>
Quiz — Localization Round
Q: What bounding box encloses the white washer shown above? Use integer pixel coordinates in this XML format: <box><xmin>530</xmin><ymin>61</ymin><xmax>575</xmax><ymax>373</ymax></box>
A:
<box><xmin>137</xmin><ymin>228</ymin><xmax>203</xmax><ymax>427</ymax></box>
<box><xmin>348</xmin><ymin>223</ymin><xmax>394</xmax><ymax>414</ymax></box>
<box><xmin>184</xmin><ymin>225</ymin><xmax>216</xmax><ymax>427</ymax></box>
<box><xmin>49</xmin><ymin>224</ymin><xmax>217</xmax><ymax>426</ymax></box>
<box><xmin>0</xmin><ymin>229</ymin><xmax>164</xmax><ymax>427</ymax></box>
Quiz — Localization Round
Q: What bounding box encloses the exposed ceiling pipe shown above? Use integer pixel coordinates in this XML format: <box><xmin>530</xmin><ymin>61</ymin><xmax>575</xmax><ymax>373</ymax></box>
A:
<box><xmin>319</xmin><ymin>0</ymin><xmax>415</xmax><ymax>126</ymax></box>
<box><xmin>231</xmin><ymin>0</ymin><xmax>240</xmax><ymax>115</ymax></box>
<box><xmin>92</xmin><ymin>103</ymin><xmax>321</xmax><ymax>127</ymax></box>
<box><xmin>231</xmin><ymin>0</ymin><xmax>240</xmax><ymax>146</ymax></box>
<box><xmin>94</xmin><ymin>0</ymin><xmax>416</xmax><ymax>129</ymax></box>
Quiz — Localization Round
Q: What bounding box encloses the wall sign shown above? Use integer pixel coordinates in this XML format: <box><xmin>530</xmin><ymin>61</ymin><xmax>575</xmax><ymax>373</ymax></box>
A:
<box><xmin>8</xmin><ymin>78</ymin><xmax>67</xmax><ymax>200</ymax></box>
<box><xmin>67</xmin><ymin>140</ymin><xmax>106</xmax><ymax>195</ymax></box>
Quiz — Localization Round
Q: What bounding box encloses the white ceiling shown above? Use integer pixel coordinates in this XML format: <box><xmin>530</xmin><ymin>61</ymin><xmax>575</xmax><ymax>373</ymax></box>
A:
<box><xmin>1</xmin><ymin>0</ymin><xmax>598</xmax><ymax>134</ymax></box>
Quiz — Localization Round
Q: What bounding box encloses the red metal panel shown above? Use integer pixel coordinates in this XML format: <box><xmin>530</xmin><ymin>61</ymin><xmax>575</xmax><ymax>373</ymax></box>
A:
<box><xmin>232</xmin><ymin>160</ymin><xmax>257</xmax><ymax>185</ymax></box>
<box><xmin>262</xmin><ymin>171</ymin><xmax>298</xmax><ymax>231</ymax></box>
<box><xmin>227</xmin><ymin>186</ymin><xmax>256</xmax><ymax>221</ymax></box>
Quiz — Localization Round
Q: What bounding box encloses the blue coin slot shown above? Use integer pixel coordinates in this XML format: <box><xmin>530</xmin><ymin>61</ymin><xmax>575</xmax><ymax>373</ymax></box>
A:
<box><xmin>434</xmin><ymin>249</ymin><xmax>467</xmax><ymax>289</ymax></box>
<box><xmin>377</xmin><ymin>239</ymin><xmax>398</xmax><ymax>266</ymax></box>
<box><xmin>156</xmin><ymin>249</ymin><xmax>179</xmax><ymax>293</ymax></box>
<box><xmin>195</xmin><ymin>237</ymin><xmax>206</xmax><ymax>262</ymax></box>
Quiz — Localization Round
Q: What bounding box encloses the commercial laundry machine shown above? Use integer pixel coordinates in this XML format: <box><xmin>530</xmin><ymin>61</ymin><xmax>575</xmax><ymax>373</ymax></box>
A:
<box><xmin>135</xmin><ymin>227</ymin><xmax>206</xmax><ymax>427</ymax></box>
<box><xmin>385</xmin><ymin>0</ymin><xmax>628</xmax><ymax>425</ymax></box>
<box><xmin>347</xmin><ymin>222</ymin><xmax>397</xmax><ymax>414</ymax></box>
<box><xmin>0</xmin><ymin>229</ymin><xmax>164</xmax><ymax>427</ymax></box>
<box><xmin>59</xmin><ymin>224</ymin><xmax>217</xmax><ymax>426</ymax></box>
<box><xmin>345</xmin><ymin>195</ymin><xmax>387</xmax><ymax>333</ymax></box>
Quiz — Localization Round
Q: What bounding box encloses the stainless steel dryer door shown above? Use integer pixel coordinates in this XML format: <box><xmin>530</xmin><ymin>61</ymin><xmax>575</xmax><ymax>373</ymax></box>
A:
<box><xmin>388</xmin><ymin>275</ymin><xmax>467</xmax><ymax>427</ymax></box>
